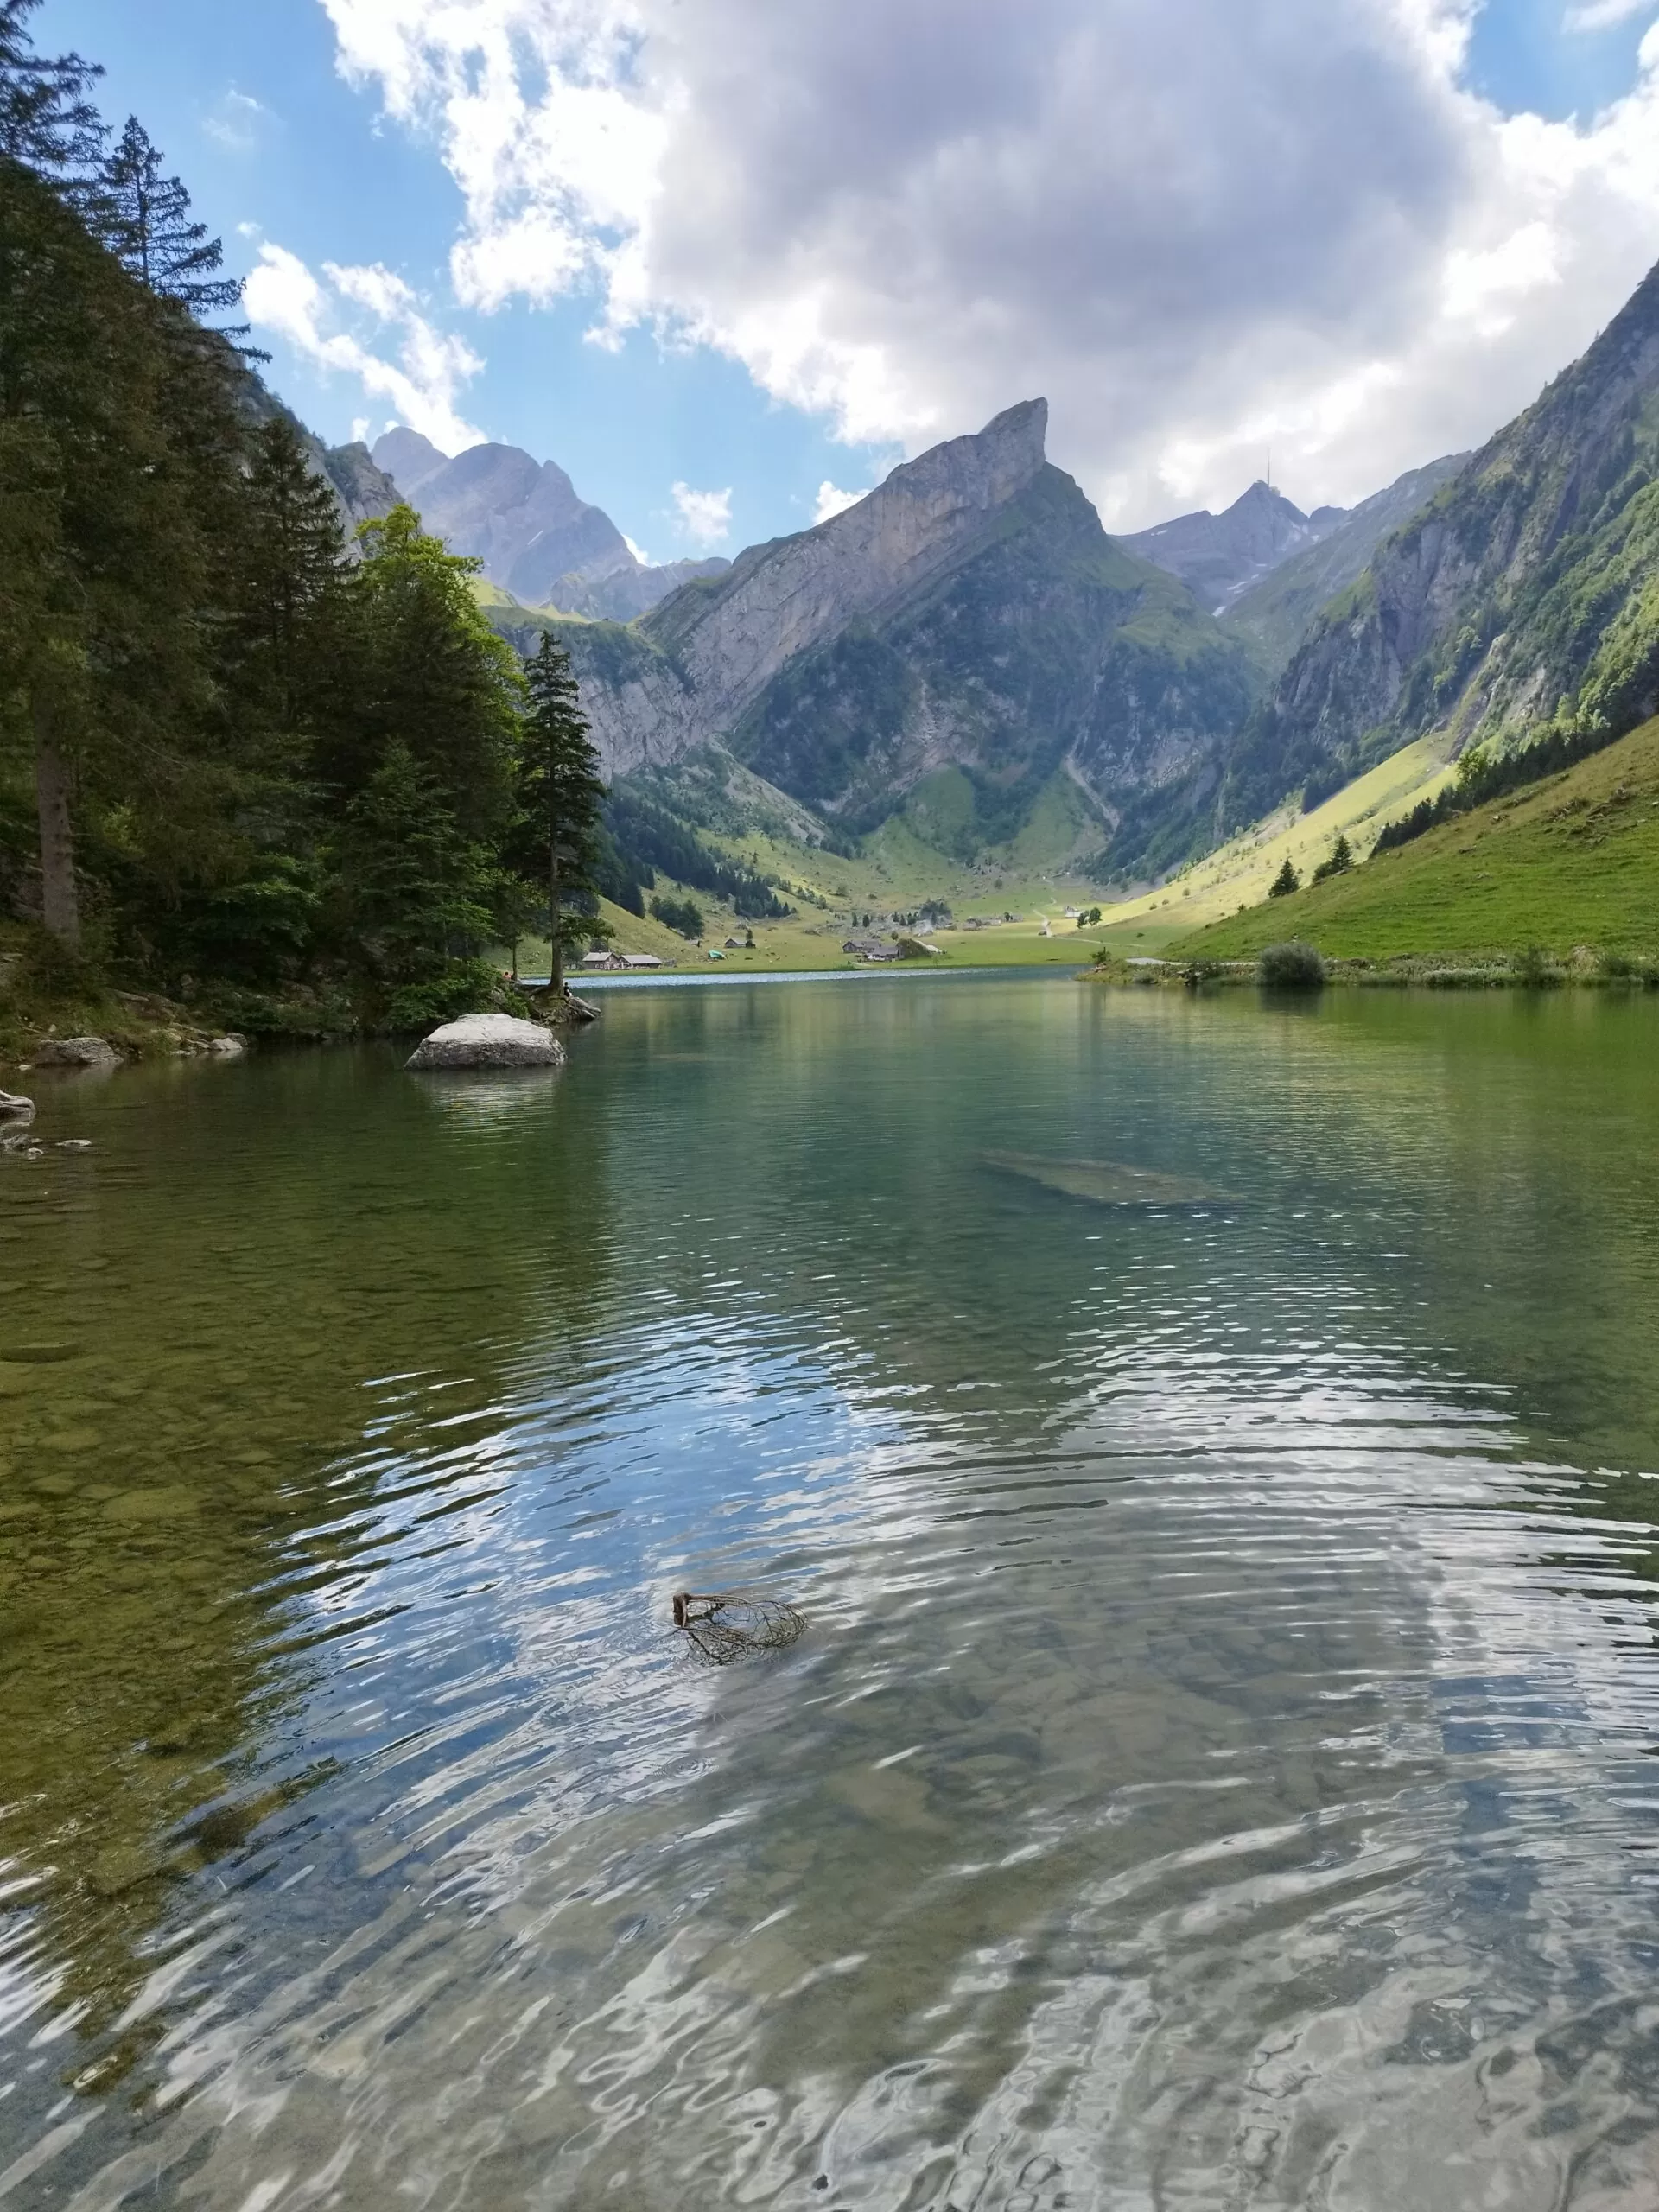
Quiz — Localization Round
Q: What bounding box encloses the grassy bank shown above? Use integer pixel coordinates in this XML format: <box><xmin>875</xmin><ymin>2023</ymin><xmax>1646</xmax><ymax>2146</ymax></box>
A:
<box><xmin>1166</xmin><ymin>715</ymin><xmax>1659</xmax><ymax>965</ymax></box>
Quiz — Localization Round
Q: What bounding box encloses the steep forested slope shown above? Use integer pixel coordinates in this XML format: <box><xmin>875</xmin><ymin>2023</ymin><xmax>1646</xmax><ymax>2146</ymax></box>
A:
<box><xmin>1223</xmin><ymin>261</ymin><xmax>1659</xmax><ymax>825</ymax></box>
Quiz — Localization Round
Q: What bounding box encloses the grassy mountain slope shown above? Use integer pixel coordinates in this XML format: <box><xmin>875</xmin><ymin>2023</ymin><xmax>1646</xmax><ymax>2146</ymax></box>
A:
<box><xmin>1223</xmin><ymin>261</ymin><xmax>1659</xmax><ymax>828</ymax></box>
<box><xmin>1093</xmin><ymin>733</ymin><xmax>1455</xmax><ymax>944</ymax></box>
<box><xmin>1171</xmin><ymin>715</ymin><xmax>1659</xmax><ymax>961</ymax></box>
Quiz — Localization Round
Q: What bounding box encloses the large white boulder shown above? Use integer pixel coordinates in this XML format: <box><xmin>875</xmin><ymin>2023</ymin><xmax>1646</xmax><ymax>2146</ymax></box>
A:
<box><xmin>404</xmin><ymin>1014</ymin><xmax>565</xmax><ymax>1071</ymax></box>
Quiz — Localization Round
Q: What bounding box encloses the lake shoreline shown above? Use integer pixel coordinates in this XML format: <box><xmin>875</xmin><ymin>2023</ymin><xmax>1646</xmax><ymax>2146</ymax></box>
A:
<box><xmin>1093</xmin><ymin>950</ymin><xmax>1659</xmax><ymax>991</ymax></box>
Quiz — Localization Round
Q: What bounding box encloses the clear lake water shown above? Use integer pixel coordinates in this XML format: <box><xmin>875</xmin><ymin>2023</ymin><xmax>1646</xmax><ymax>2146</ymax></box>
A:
<box><xmin>4</xmin><ymin>973</ymin><xmax>1659</xmax><ymax>2209</ymax></box>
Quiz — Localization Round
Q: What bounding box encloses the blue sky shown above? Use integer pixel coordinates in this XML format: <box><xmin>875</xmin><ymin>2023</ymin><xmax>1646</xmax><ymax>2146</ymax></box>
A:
<box><xmin>41</xmin><ymin>0</ymin><xmax>1659</xmax><ymax>550</ymax></box>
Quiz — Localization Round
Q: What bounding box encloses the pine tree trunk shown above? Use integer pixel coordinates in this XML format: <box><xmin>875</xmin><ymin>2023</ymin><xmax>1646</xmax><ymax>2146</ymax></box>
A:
<box><xmin>35</xmin><ymin>709</ymin><xmax>80</xmax><ymax>950</ymax></box>
<box><xmin>549</xmin><ymin>836</ymin><xmax>563</xmax><ymax>995</ymax></box>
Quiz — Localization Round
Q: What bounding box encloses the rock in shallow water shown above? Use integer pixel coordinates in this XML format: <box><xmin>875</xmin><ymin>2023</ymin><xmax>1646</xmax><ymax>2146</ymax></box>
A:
<box><xmin>0</xmin><ymin>1089</ymin><xmax>33</xmax><ymax>1122</ymax></box>
<box><xmin>405</xmin><ymin>1014</ymin><xmax>565</xmax><ymax>1071</ymax></box>
<box><xmin>30</xmin><ymin>1035</ymin><xmax>119</xmax><ymax>1067</ymax></box>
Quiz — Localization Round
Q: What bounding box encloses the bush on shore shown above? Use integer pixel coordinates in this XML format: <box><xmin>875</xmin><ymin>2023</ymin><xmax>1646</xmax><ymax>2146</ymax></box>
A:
<box><xmin>1259</xmin><ymin>940</ymin><xmax>1326</xmax><ymax>989</ymax></box>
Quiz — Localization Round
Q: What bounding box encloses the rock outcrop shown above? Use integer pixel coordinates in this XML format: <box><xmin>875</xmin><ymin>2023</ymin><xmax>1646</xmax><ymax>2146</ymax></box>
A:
<box><xmin>318</xmin><ymin>440</ymin><xmax>401</xmax><ymax>529</ymax></box>
<box><xmin>232</xmin><ymin>372</ymin><xmax>399</xmax><ymax>533</ymax></box>
<box><xmin>1221</xmin><ymin>455</ymin><xmax>1468</xmax><ymax>676</ymax></box>
<box><xmin>0</xmin><ymin>1088</ymin><xmax>34</xmax><ymax>1121</ymax></box>
<box><xmin>404</xmin><ymin>1014</ymin><xmax>565</xmax><ymax>1071</ymax></box>
<box><xmin>30</xmin><ymin>1036</ymin><xmax>119</xmax><ymax>1067</ymax></box>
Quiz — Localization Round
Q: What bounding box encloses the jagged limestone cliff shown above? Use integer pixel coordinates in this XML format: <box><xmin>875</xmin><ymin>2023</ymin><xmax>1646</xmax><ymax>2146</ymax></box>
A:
<box><xmin>1221</xmin><ymin>455</ymin><xmax>1467</xmax><ymax>677</ymax></box>
<box><xmin>1224</xmin><ymin>258</ymin><xmax>1659</xmax><ymax>823</ymax></box>
<box><xmin>550</xmin><ymin>402</ymin><xmax>1262</xmax><ymax>873</ymax></box>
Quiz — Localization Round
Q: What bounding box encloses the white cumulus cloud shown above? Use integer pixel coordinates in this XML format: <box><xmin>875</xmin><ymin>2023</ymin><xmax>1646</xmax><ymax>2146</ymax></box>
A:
<box><xmin>813</xmin><ymin>480</ymin><xmax>869</xmax><ymax>524</ymax></box>
<box><xmin>1563</xmin><ymin>1</ymin><xmax>1655</xmax><ymax>30</ymax></box>
<box><xmin>243</xmin><ymin>244</ymin><xmax>487</xmax><ymax>453</ymax></box>
<box><xmin>315</xmin><ymin>0</ymin><xmax>1659</xmax><ymax>524</ymax></box>
<box><xmin>671</xmin><ymin>481</ymin><xmax>732</xmax><ymax>547</ymax></box>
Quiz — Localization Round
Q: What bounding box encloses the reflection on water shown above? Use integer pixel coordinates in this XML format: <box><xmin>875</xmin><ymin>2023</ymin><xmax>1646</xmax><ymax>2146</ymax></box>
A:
<box><xmin>3</xmin><ymin>982</ymin><xmax>1659</xmax><ymax>2208</ymax></box>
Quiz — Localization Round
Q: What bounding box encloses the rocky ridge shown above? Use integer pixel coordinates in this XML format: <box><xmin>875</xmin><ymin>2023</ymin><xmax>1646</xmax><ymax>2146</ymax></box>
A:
<box><xmin>371</xmin><ymin>431</ymin><xmax>728</xmax><ymax>620</ymax></box>
<box><xmin>1224</xmin><ymin>255</ymin><xmax>1659</xmax><ymax>823</ymax></box>
<box><xmin>547</xmin><ymin>401</ymin><xmax>1264</xmax><ymax>874</ymax></box>
<box><xmin>1221</xmin><ymin>455</ymin><xmax>1469</xmax><ymax>677</ymax></box>
<box><xmin>1122</xmin><ymin>480</ymin><xmax>1348</xmax><ymax>613</ymax></box>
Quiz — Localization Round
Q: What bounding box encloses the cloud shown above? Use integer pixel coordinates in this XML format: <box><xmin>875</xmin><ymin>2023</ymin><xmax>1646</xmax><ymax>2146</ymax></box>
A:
<box><xmin>1563</xmin><ymin>0</ymin><xmax>1655</xmax><ymax>29</ymax></box>
<box><xmin>243</xmin><ymin>244</ymin><xmax>486</xmax><ymax>452</ymax></box>
<box><xmin>203</xmin><ymin>86</ymin><xmax>267</xmax><ymax>152</ymax></box>
<box><xmin>813</xmin><ymin>480</ymin><xmax>869</xmax><ymax>523</ymax></box>
<box><xmin>622</xmin><ymin>531</ymin><xmax>655</xmax><ymax>564</ymax></box>
<box><xmin>317</xmin><ymin>0</ymin><xmax>1659</xmax><ymax>524</ymax></box>
<box><xmin>670</xmin><ymin>481</ymin><xmax>732</xmax><ymax>547</ymax></box>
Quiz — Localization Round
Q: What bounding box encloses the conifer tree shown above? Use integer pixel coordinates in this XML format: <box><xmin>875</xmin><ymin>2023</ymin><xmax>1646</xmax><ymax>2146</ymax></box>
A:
<box><xmin>0</xmin><ymin>160</ymin><xmax>223</xmax><ymax>948</ymax></box>
<box><xmin>97</xmin><ymin>115</ymin><xmax>243</xmax><ymax>318</ymax></box>
<box><xmin>515</xmin><ymin>633</ymin><xmax>607</xmax><ymax>992</ymax></box>
<box><xmin>228</xmin><ymin>414</ymin><xmax>349</xmax><ymax>746</ymax></box>
<box><xmin>341</xmin><ymin>505</ymin><xmax>522</xmax><ymax>841</ymax></box>
<box><xmin>1311</xmin><ymin>831</ymin><xmax>1353</xmax><ymax>883</ymax></box>
<box><xmin>1268</xmin><ymin>857</ymin><xmax>1300</xmax><ymax>898</ymax></box>
<box><xmin>0</xmin><ymin>0</ymin><xmax>105</xmax><ymax>193</ymax></box>
<box><xmin>334</xmin><ymin>742</ymin><xmax>498</xmax><ymax>1021</ymax></box>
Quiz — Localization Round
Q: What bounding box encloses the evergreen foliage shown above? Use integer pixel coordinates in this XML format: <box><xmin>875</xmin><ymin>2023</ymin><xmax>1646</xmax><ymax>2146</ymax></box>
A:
<box><xmin>1310</xmin><ymin>831</ymin><xmax>1352</xmax><ymax>882</ymax></box>
<box><xmin>649</xmin><ymin>893</ymin><xmax>705</xmax><ymax>939</ymax></box>
<box><xmin>606</xmin><ymin>787</ymin><xmax>792</xmax><ymax>918</ymax></box>
<box><xmin>1268</xmin><ymin>857</ymin><xmax>1300</xmax><ymax>898</ymax></box>
<box><xmin>98</xmin><ymin>115</ymin><xmax>246</xmax><ymax>327</ymax></box>
<box><xmin>512</xmin><ymin>633</ymin><xmax>609</xmax><ymax>990</ymax></box>
<box><xmin>1371</xmin><ymin>720</ymin><xmax>1628</xmax><ymax>855</ymax></box>
<box><xmin>0</xmin><ymin>4</ymin><xmax>610</xmax><ymax>1031</ymax></box>
<box><xmin>0</xmin><ymin>0</ymin><xmax>103</xmax><ymax>194</ymax></box>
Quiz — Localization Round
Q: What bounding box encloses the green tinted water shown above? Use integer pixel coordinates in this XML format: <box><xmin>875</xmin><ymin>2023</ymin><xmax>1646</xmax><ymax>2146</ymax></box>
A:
<box><xmin>3</xmin><ymin>976</ymin><xmax>1659</xmax><ymax>2209</ymax></box>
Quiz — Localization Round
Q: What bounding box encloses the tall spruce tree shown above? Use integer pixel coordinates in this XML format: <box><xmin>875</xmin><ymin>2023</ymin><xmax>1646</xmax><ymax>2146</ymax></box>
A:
<box><xmin>334</xmin><ymin>743</ymin><xmax>499</xmax><ymax>1025</ymax></box>
<box><xmin>516</xmin><ymin>633</ymin><xmax>607</xmax><ymax>992</ymax></box>
<box><xmin>97</xmin><ymin>115</ymin><xmax>243</xmax><ymax>319</ymax></box>
<box><xmin>2</xmin><ymin>161</ymin><xmax>208</xmax><ymax>947</ymax></box>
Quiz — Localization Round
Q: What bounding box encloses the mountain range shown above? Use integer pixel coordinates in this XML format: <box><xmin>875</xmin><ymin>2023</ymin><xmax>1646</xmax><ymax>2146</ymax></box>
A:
<box><xmin>512</xmin><ymin>400</ymin><xmax>1262</xmax><ymax>875</ymax></box>
<box><xmin>296</xmin><ymin>246</ymin><xmax>1659</xmax><ymax>891</ymax></box>
<box><xmin>1121</xmin><ymin>480</ymin><xmax>1350</xmax><ymax>613</ymax></box>
<box><xmin>495</xmin><ymin>404</ymin><xmax>1478</xmax><ymax>878</ymax></box>
<box><xmin>370</xmin><ymin>429</ymin><xmax>728</xmax><ymax>620</ymax></box>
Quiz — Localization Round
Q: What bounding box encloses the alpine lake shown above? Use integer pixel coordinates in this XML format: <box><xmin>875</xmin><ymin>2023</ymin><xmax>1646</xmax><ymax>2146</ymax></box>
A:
<box><xmin>5</xmin><ymin>969</ymin><xmax>1659</xmax><ymax>2212</ymax></box>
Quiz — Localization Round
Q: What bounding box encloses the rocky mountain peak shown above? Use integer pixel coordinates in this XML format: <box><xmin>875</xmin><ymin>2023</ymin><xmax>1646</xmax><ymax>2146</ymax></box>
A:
<box><xmin>369</xmin><ymin>425</ymin><xmax>729</xmax><ymax>621</ymax></box>
<box><xmin>372</xmin><ymin>426</ymin><xmax>450</xmax><ymax>496</ymax></box>
<box><xmin>644</xmin><ymin>401</ymin><xmax>1058</xmax><ymax>728</ymax></box>
<box><xmin>863</xmin><ymin>397</ymin><xmax>1049</xmax><ymax>524</ymax></box>
<box><xmin>1122</xmin><ymin>476</ymin><xmax>1347</xmax><ymax>612</ymax></box>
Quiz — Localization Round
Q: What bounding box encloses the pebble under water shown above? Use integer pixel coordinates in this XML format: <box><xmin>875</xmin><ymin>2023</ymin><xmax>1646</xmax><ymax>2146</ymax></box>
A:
<box><xmin>4</xmin><ymin>973</ymin><xmax>1659</xmax><ymax>2209</ymax></box>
